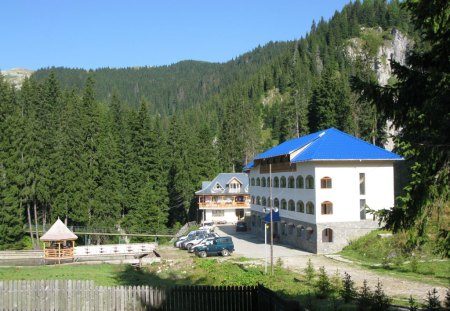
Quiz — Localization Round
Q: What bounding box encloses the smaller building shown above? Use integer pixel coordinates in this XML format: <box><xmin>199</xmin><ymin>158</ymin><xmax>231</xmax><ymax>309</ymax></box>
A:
<box><xmin>196</xmin><ymin>173</ymin><xmax>250</xmax><ymax>224</ymax></box>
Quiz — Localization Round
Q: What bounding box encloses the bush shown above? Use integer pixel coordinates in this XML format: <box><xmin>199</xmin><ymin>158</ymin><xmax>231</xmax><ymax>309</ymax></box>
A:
<box><xmin>371</xmin><ymin>280</ymin><xmax>392</xmax><ymax>311</ymax></box>
<box><xmin>445</xmin><ymin>288</ymin><xmax>450</xmax><ymax>310</ymax></box>
<box><xmin>304</xmin><ymin>258</ymin><xmax>315</xmax><ymax>285</ymax></box>
<box><xmin>341</xmin><ymin>272</ymin><xmax>356</xmax><ymax>303</ymax></box>
<box><xmin>315</xmin><ymin>266</ymin><xmax>331</xmax><ymax>299</ymax></box>
<box><xmin>408</xmin><ymin>295</ymin><xmax>419</xmax><ymax>311</ymax></box>
<box><xmin>424</xmin><ymin>288</ymin><xmax>441</xmax><ymax>311</ymax></box>
<box><xmin>330</xmin><ymin>270</ymin><xmax>342</xmax><ymax>296</ymax></box>
<box><xmin>410</xmin><ymin>255</ymin><xmax>419</xmax><ymax>273</ymax></box>
<box><xmin>357</xmin><ymin>280</ymin><xmax>372</xmax><ymax>311</ymax></box>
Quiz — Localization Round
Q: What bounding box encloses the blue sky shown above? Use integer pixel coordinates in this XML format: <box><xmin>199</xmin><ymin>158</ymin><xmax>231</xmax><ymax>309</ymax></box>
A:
<box><xmin>1</xmin><ymin>1</ymin><xmax>351</xmax><ymax>70</ymax></box>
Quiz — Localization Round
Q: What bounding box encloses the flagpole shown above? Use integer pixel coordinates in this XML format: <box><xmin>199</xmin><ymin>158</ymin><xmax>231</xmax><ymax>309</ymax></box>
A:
<box><xmin>264</xmin><ymin>223</ymin><xmax>267</xmax><ymax>274</ymax></box>
<box><xmin>270</xmin><ymin>163</ymin><xmax>274</xmax><ymax>275</ymax></box>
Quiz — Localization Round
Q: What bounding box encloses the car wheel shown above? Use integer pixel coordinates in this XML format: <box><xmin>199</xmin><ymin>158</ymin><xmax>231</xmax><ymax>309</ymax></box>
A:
<box><xmin>221</xmin><ymin>249</ymin><xmax>229</xmax><ymax>257</ymax></box>
<box><xmin>198</xmin><ymin>251</ymin><xmax>207</xmax><ymax>258</ymax></box>
<box><xmin>186</xmin><ymin>243</ymin><xmax>193</xmax><ymax>250</ymax></box>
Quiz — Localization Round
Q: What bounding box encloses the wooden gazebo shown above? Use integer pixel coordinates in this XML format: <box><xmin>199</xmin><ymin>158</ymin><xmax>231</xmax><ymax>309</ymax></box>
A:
<box><xmin>40</xmin><ymin>218</ymin><xmax>78</xmax><ymax>263</ymax></box>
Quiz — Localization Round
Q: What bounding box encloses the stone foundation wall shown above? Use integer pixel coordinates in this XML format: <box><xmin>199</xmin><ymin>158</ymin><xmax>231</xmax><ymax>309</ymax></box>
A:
<box><xmin>250</xmin><ymin>211</ymin><xmax>380</xmax><ymax>254</ymax></box>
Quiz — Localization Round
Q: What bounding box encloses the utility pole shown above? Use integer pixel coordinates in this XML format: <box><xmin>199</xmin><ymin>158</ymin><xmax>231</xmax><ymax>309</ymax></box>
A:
<box><xmin>270</xmin><ymin>163</ymin><xmax>274</xmax><ymax>275</ymax></box>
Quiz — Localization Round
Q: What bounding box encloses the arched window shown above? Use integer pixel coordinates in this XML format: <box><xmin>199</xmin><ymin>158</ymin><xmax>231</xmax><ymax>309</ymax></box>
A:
<box><xmin>261</xmin><ymin>197</ymin><xmax>267</xmax><ymax>206</ymax></box>
<box><xmin>320</xmin><ymin>177</ymin><xmax>332</xmax><ymax>189</ymax></box>
<box><xmin>288</xmin><ymin>176</ymin><xmax>295</xmax><ymax>188</ymax></box>
<box><xmin>306</xmin><ymin>227</ymin><xmax>314</xmax><ymax>240</ymax></box>
<box><xmin>256</xmin><ymin>196</ymin><xmax>261</xmax><ymax>205</ymax></box>
<box><xmin>280</xmin><ymin>176</ymin><xmax>287</xmax><ymax>188</ymax></box>
<box><xmin>288</xmin><ymin>200</ymin><xmax>295</xmax><ymax>211</ymax></box>
<box><xmin>296</xmin><ymin>176</ymin><xmax>304</xmax><ymax>188</ymax></box>
<box><xmin>296</xmin><ymin>226</ymin><xmax>304</xmax><ymax>237</ymax></box>
<box><xmin>321</xmin><ymin>201</ymin><xmax>333</xmax><ymax>215</ymax></box>
<box><xmin>322</xmin><ymin>228</ymin><xmax>333</xmax><ymax>242</ymax></box>
<box><xmin>296</xmin><ymin>201</ymin><xmax>305</xmax><ymax>213</ymax></box>
<box><xmin>281</xmin><ymin>199</ymin><xmax>287</xmax><ymax>210</ymax></box>
<box><xmin>305</xmin><ymin>175</ymin><xmax>314</xmax><ymax>189</ymax></box>
<box><xmin>267</xmin><ymin>178</ymin><xmax>271</xmax><ymax>188</ymax></box>
<box><xmin>306</xmin><ymin>201</ymin><xmax>315</xmax><ymax>214</ymax></box>
<box><xmin>274</xmin><ymin>176</ymin><xmax>279</xmax><ymax>188</ymax></box>
<box><xmin>274</xmin><ymin>198</ymin><xmax>279</xmax><ymax>208</ymax></box>
<box><xmin>251</xmin><ymin>196</ymin><xmax>255</xmax><ymax>204</ymax></box>
<box><xmin>261</xmin><ymin>177</ymin><xmax>266</xmax><ymax>187</ymax></box>
<box><xmin>256</xmin><ymin>178</ymin><xmax>260</xmax><ymax>186</ymax></box>
<box><xmin>251</xmin><ymin>178</ymin><xmax>255</xmax><ymax>186</ymax></box>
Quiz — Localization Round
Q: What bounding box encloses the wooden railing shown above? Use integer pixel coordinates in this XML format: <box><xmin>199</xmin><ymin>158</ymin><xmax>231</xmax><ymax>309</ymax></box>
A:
<box><xmin>198</xmin><ymin>202</ymin><xmax>250</xmax><ymax>208</ymax></box>
<box><xmin>44</xmin><ymin>248</ymin><xmax>74</xmax><ymax>260</ymax></box>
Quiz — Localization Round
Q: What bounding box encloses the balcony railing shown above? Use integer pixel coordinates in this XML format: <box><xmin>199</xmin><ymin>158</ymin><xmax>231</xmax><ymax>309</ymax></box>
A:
<box><xmin>198</xmin><ymin>202</ymin><xmax>250</xmax><ymax>209</ymax></box>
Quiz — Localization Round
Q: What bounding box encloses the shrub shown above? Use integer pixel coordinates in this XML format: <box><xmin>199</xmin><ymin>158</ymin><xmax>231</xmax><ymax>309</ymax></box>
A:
<box><xmin>408</xmin><ymin>295</ymin><xmax>419</xmax><ymax>311</ymax></box>
<box><xmin>315</xmin><ymin>266</ymin><xmax>331</xmax><ymax>299</ymax></box>
<box><xmin>371</xmin><ymin>279</ymin><xmax>392</xmax><ymax>310</ymax></box>
<box><xmin>330</xmin><ymin>270</ymin><xmax>342</xmax><ymax>296</ymax></box>
<box><xmin>357</xmin><ymin>280</ymin><xmax>372</xmax><ymax>311</ymax></box>
<box><xmin>410</xmin><ymin>255</ymin><xmax>419</xmax><ymax>273</ymax></box>
<box><xmin>304</xmin><ymin>258</ymin><xmax>315</xmax><ymax>284</ymax></box>
<box><xmin>424</xmin><ymin>288</ymin><xmax>441</xmax><ymax>311</ymax></box>
<box><xmin>341</xmin><ymin>272</ymin><xmax>356</xmax><ymax>303</ymax></box>
<box><xmin>445</xmin><ymin>288</ymin><xmax>450</xmax><ymax>310</ymax></box>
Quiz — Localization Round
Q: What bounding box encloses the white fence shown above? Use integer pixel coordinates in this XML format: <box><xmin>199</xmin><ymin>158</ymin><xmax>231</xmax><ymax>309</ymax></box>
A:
<box><xmin>75</xmin><ymin>243</ymin><xmax>156</xmax><ymax>257</ymax></box>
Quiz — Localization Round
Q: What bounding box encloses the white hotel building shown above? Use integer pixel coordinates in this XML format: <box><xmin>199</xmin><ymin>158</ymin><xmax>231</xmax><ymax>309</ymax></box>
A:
<box><xmin>244</xmin><ymin>128</ymin><xmax>403</xmax><ymax>253</ymax></box>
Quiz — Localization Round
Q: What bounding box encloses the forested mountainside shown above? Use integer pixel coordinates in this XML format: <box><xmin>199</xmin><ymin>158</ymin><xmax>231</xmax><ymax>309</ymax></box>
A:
<box><xmin>32</xmin><ymin>42</ymin><xmax>291</xmax><ymax>115</ymax></box>
<box><xmin>1</xmin><ymin>0</ymin><xmax>415</xmax><ymax>249</ymax></box>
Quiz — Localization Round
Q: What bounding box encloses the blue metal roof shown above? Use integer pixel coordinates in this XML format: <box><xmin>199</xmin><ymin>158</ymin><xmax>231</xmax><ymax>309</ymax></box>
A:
<box><xmin>247</xmin><ymin>128</ymin><xmax>402</xmax><ymax>165</ymax></box>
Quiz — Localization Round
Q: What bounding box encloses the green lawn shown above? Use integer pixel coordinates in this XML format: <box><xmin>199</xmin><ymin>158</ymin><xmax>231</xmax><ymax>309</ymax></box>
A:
<box><xmin>339</xmin><ymin>230</ymin><xmax>450</xmax><ymax>287</ymax></box>
<box><xmin>0</xmin><ymin>258</ymin><xmax>360</xmax><ymax>310</ymax></box>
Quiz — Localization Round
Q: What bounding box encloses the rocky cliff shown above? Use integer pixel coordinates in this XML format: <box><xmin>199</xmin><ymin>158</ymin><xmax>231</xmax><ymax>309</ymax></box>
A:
<box><xmin>0</xmin><ymin>68</ymin><xmax>34</xmax><ymax>89</ymax></box>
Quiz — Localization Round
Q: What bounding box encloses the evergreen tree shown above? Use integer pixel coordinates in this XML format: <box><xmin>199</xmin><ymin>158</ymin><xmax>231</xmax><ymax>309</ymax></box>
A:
<box><xmin>351</xmin><ymin>0</ymin><xmax>450</xmax><ymax>254</ymax></box>
<box><xmin>0</xmin><ymin>75</ymin><xmax>24</xmax><ymax>249</ymax></box>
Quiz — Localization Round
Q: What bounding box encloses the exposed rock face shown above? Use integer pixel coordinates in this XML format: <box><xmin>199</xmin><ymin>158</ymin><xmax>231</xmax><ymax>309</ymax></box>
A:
<box><xmin>375</xmin><ymin>29</ymin><xmax>411</xmax><ymax>86</ymax></box>
<box><xmin>0</xmin><ymin>68</ymin><xmax>34</xmax><ymax>89</ymax></box>
<box><xmin>345</xmin><ymin>28</ymin><xmax>412</xmax><ymax>86</ymax></box>
<box><xmin>346</xmin><ymin>28</ymin><xmax>412</xmax><ymax>150</ymax></box>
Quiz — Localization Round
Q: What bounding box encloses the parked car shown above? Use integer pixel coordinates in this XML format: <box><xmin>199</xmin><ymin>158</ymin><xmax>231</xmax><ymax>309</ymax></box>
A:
<box><xmin>194</xmin><ymin>236</ymin><xmax>234</xmax><ymax>258</ymax></box>
<box><xmin>187</xmin><ymin>233</ymin><xmax>219</xmax><ymax>253</ymax></box>
<box><xmin>199</xmin><ymin>221</ymin><xmax>215</xmax><ymax>232</ymax></box>
<box><xmin>174</xmin><ymin>229</ymin><xmax>209</xmax><ymax>248</ymax></box>
<box><xmin>235</xmin><ymin>221</ymin><xmax>248</xmax><ymax>232</ymax></box>
<box><xmin>180</xmin><ymin>231</ymin><xmax>210</xmax><ymax>249</ymax></box>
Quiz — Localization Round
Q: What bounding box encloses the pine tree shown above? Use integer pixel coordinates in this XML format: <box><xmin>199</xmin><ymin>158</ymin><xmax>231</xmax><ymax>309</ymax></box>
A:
<box><xmin>0</xmin><ymin>75</ymin><xmax>24</xmax><ymax>249</ymax></box>
<box><xmin>351</xmin><ymin>0</ymin><xmax>450</xmax><ymax>254</ymax></box>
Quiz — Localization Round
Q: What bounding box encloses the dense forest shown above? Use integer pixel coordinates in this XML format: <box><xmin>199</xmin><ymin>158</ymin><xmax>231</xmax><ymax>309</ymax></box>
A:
<box><xmin>2</xmin><ymin>0</ymin><xmax>447</xmax><ymax>253</ymax></box>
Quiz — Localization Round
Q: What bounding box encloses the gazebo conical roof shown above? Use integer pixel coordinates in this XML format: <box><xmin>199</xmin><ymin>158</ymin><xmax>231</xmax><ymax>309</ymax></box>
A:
<box><xmin>40</xmin><ymin>218</ymin><xmax>78</xmax><ymax>241</ymax></box>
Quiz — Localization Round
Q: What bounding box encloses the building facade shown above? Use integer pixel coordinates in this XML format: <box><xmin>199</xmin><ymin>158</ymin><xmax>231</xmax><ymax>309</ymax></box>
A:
<box><xmin>244</xmin><ymin>128</ymin><xmax>402</xmax><ymax>254</ymax></box>
<box><xmin>196</xmin><ymin>173</ymin><xmax>250</xmax><ymax>224</ymax></box>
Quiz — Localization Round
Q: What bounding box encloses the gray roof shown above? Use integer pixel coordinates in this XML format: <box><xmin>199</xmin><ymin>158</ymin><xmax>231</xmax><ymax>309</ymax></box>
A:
<box><xmin>40</xmin><ymin>218</ymin><xmax>78</xmax><ymax>241</ymax></box>
<box><xmin>195</xmin><ymin>173</ymin><xmax>249</xmax><ymax>195</ymax></box>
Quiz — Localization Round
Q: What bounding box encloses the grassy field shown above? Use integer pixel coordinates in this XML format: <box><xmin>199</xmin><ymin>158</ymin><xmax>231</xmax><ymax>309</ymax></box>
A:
<box><xmin>339</xmin><ymin>230</ymin><xmax>450</xmax><ymax>287</ymax></box>
<box><xmin>1</xmin><ymin>241</ymin><xmax>447</xmax><ymax>309</ymax></box>
<box><xmin>0</xmin><ymin>257</ymin><xmax>361</xmax><ymax>310</ymax></box>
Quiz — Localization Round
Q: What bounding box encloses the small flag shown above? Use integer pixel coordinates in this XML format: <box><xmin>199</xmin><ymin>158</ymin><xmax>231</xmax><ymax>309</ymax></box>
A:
<box><xmin>264</xmin><ymin>209</ymin><xmax>280</xmax><ymax>223</ymax></box>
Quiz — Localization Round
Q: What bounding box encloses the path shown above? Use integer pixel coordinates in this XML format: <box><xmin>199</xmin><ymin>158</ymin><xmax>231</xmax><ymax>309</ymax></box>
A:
<box><xmin>215</xmin><ymin>225</ymin><xmax>448</xmax><ymax>302</ymax></box>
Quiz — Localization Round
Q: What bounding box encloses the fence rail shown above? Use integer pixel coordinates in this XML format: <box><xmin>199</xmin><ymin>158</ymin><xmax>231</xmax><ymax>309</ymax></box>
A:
<box><xmin>0</xmin><ymin>280</ymin><xmax>303</xmax><ymax>311</ymax></box>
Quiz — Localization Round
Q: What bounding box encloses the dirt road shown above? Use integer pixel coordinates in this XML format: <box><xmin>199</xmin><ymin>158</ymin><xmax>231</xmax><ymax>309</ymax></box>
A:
<box><xmin>215</xmin><ymin>225</ymin><xmax>448</xmax><ymax>302</ymax></box>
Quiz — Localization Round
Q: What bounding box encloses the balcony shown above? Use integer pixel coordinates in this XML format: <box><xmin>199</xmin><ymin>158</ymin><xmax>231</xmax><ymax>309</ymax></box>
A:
<box><xmin>198</xmin><ymin>201</ymin><xmax>250</xmax><ymax>209</ymax></box>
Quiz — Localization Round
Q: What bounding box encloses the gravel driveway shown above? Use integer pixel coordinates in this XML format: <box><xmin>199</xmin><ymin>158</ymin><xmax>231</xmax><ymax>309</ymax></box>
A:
<box><xmin>215</xmin><ymin>225</ymin><xmax>448</xmax><ymax>302</ymax></box>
